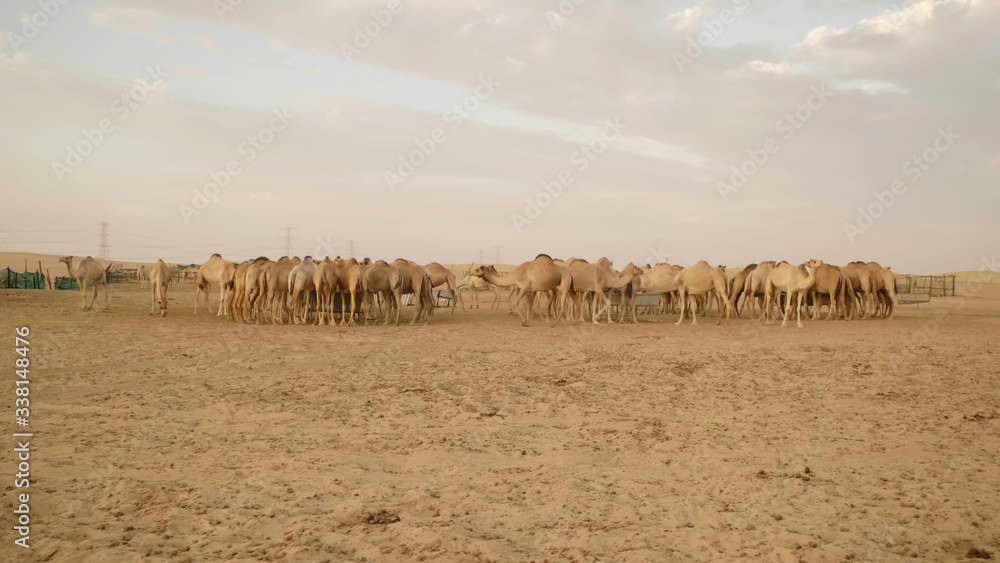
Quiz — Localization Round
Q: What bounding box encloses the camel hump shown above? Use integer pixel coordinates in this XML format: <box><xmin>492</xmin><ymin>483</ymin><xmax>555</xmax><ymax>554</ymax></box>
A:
<box><xmin>535</xmin><ymin>253</ymin><xmax>552</xmax><ymax>260</ymax></box>
<box><xmin>211</xmin><ymin>253</ymin><xmax>222</xmax><ymax>258</ymax></box>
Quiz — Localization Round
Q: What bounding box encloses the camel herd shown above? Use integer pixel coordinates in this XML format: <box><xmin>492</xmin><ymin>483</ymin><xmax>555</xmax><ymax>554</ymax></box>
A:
<box><xmin>56</xmin><ymin>253</ymin><xmax>900</xmax><ymax>328</ymax></box>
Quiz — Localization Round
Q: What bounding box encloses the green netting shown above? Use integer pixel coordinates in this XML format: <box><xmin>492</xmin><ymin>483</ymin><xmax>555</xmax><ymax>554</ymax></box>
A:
<box><xmin>1</xmin><ymin>268</ymin><xmax>46</xmax><ymax>289</ymax></box>
<box><xmin>54</xmin><ymin>277</ymin><xmax>81</xmax><ymax>290</ymax></box>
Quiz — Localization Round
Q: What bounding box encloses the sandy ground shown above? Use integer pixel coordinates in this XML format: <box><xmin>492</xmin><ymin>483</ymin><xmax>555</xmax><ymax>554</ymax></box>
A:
<box><xmin>2</xmin><ymin>278</ymin><xmax>1000</xmax><ymax>563</ymax></box>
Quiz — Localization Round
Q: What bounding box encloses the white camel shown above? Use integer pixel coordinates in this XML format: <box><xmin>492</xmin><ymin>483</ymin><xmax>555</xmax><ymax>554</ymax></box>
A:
<box><xmin>148</xmin><ymin>259</ymin><xmax>171</xmax><ymax>316</ymax></box>
<box><xmin>59</xmin><ymin>256</ymin><xmax>111</xmax><ymax>311</ymax></box>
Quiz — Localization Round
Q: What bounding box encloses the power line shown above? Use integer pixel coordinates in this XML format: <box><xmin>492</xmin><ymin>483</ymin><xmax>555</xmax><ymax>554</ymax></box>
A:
<box><xmin>98</xmin><ymin>222</ymin><xmax>109</xmax><ymax>260</ymax></box>
<box><xmin>279</xmin><ymin>226</ymin><xmax>296</xmax><ymax>256</ymax></box>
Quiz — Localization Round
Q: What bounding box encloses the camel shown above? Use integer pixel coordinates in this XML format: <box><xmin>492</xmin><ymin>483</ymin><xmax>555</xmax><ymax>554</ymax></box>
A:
<box><xmin>469</xmin><ymin>254</ymin><xmax>572</xmax><ymax>326</ymax></box>
<box><xmin>841</xmin><ymin>262</ymin><xmax>874</xmax><ymax>319</ymax></box>
<box><xmin>237</xmin><ymin>257</ymin><xmax>273</xmax><ymax>324</ymax></box>
<box><xmin>287</xmin><ymin>257</ymin><xmax>319</xmax><ymax>325</ymax></box>
<box><xmin>864</xmin><ymin>261</ymin><xmax>898</xmax><ymax>320</ymax></box>
<box><xmin>59</xmin><ymin>256</ymin><xmax>111</xmax><ymax>311</ymax></box>
<box><xmin>642</xmin><ymin>261</ymin><xmax>733</xmax><ymax>325</ymax></box>
<box><xmin>263</xmin><ymin>256</ymin><xmax>301</xmax><ymax>323</ymax></box>
<box><xmin>312</xmin><ymin>257</ymin><xmax>342</xmax><ymax>326</ymax></box>
<box><xmin>392</xmin><ymin>259</ymin><xmax>435</xmax><ymax>324</ymax></box>
<box><xmin>148</xmin><ymin>259</ymin><xmax>170</xmax><ymax>317</ymax></box>
<box><xmin>728</xmin><ymin>264</ymin><xmax>757</xmax><ymax>318</ymax></box>
<box><xmin>638</xmin><ymin>264</ymin><xmax>683</xmax><ymax>315</ymax></box>
<box><xmin>226</xmin><ymin>259</ymin><xmax>252</xmax><ymax>322</ymax></box>
<box><xmin>424</xmin><ymin>263</ymin><xmax>465</xmax><ymax>315</ymax></box>
<box><xmin>764</xmin><ymin>259</ymin><xmax>824</xmax><ymax>328</ymax></box>
<box><xmin>808</xmin><ymin>263</ymin><xmax>847</xmax><ymax>321</ymax></box>
<box><xmin>335</xmin><ymin>257</ymin><xmax>369</xmax><ymax>326</ymax></box>
<box><xmin>565</xmin><ymin>260</ymin><xmax>643</xmax><ymax>324</ymax></box>
<box><xmin>361</xmin><ymin>260</ymin><xmax>402</xmax><ymax>326</ymax></box>
<box><xmin>137</xmin><ymin>265</ymin><xmax>149</xmax><ymax>288</ymax></box>
<box><xmin>740</xmin><ymin>261</ymin><xmax>777</xmax><ymax>320</ymax></box>
<box><xmin>457</xmin><ymin>274</ymin><xmax>502</xmax><ymax>308</ymax></box>
<box><xmin>194</xmin><ymin>254</ymin><xmax>237</xmax><ymax>316</ymax></box>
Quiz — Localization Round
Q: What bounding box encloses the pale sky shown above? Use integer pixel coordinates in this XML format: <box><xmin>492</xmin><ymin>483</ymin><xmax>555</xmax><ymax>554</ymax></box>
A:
<box><xmin>1</xmin><ymin>0</ymin><xmax>997</xmax><ymax>273</ymax></box>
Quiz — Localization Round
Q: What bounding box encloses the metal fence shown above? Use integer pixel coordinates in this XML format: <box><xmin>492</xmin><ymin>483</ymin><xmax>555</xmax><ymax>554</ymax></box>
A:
<box><xmin>895</xmin><ymin>275</ymin><xmax>956</xmax><ymax>297</ymax></box>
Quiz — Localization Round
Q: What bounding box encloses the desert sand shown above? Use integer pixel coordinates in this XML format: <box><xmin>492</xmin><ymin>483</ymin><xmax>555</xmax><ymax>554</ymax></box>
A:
<box><xmin>1</xmin><ymin>261</ymin><xmax>999</xmax><ymax>562</ymax></box>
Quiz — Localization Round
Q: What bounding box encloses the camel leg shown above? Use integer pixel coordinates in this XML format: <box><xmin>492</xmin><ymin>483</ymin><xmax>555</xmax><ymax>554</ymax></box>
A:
<box><xmin>796</xmin><ymin>292</ymin><xmax>806</xmax><ymax>328</ymax></box>
<box><xmin>512</xmin><ymin>290</ymin><xmax>531</xmax><ymax>326</ymax></box>
<box><xmin>675</xmin><ymin>290</ymin><xmax>687</xmax><ymax>325</ymax></box>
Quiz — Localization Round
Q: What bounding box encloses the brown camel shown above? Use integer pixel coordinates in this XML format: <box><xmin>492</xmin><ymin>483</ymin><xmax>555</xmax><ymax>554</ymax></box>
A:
<box><xmin>361</xmin><ymin>260</ymin><xmax>402</xmax><ymax>326</ymax></box>
<box><xmin>809</xmin><ymin>263</ymin><xmax>847</xmax><ymax>321</ymax></box>
<box><xmin>392</xmin><ymin>259</ymin><xmax>434</xmax><ymax>324</ymax></box>
<box><xmin>728</xmin><ymin>264</ymin><xmax>757</xmax><ymax>318</ymax></box>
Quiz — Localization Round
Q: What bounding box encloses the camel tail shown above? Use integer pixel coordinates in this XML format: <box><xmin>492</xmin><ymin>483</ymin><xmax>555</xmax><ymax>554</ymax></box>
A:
<box><xmin>625</xmin><ymin>280</ymin><xmax>634</xmax><ymax>299</ymax></box>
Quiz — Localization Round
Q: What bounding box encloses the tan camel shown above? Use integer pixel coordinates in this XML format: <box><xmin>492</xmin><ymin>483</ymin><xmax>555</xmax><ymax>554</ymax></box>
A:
<box><xmin>312</xmin><ymin>257</ymin><xmax>342</xmax><ymax>326</ymax></box>
<box><xmin>740</xmin><ymin>261</ymin><xmax>777</xmax><ymax>320</ymax></box>
<box><xmin>194</xmin><ymin>254</ymin><xmax>237</xmax><ymax>316</ymax></box>
<box><xmin>808</xmin><ymin>263</ymin><xmax>847</xmax><ymax>321</ymax></box>
<box><xmin>423</xmin><ymin>263</ymin><xmax>465</xmax><ymax>315</ymax></box>
<box><xmin>236</xmin><ymin>257</ymin><xmax>272</xmax><ymax>324</ymax></box>
<box><xmin>864</xmin><ymin>261</ymin><xmax>898</xmax><ymax>319</ymax></box>
<box><xmin>148</xmin><ymin>259</ymin><xmax>170</xmax><ymax>317</ymax></box>
<box><xmin>392</xmin><ymin>259</ymin><xmax>434</xmax><ymax>324</ymax></box>
<box><xmin>287</xmin><ymin>257</ymin><xmax>318</xmax><ymax>325</ymax></box>
<box><xmin>335</xmin><ymin>257</ymin><xmax>369</xmax><ymax>326</ymax></box>
<box><xmin>226</xmin><ymin>259</ymin><xmax>252</xmax><ymax>322</ymax></box>
<box><xmin>764</xmin><ymin>259</ymin><xmax>824</xmax><ymax>328</ymax></box>
<box><xmin>565</xmin><ymin>260</ymin><xmax>643</xmax><ymax>324</ymax></box>
<box><xmin>638</xmin><ymin>264</ymin><xmax>682</xmax><ymax>315</ymax></box>
<box><xmin>59</xmin><ymin>256</ymin><xmax>111</xmax><ymax>311</ymax></box>
<box><xmin>457</xmin><ymin>274</ymin><xmax>502</xmax><ymax>308</ymax></box>
<box><xmin>469</xmin><ymin>254</ymin><xmax>572</xmax><ymax>326</ymax></box>
<box><xmin>137</xmin><ymin>265</ymin><xmax>149</xmax><ymax>288</ymax></box>
<box><xmin>361</xmin><ymin>260</ymin><xmax>402</xmax><ymax>326</ymax></box>
<box><xmin>728</xmin><ymin>264</ymin><xmax>757</xmax><ymax>318</ymax></box>
<box><xmin>263</xmin><ymin>256</ymin><xmax>301</xmax><ymax>323</ymax></box>
<box><xmin>841</xmin><ymin>262</ymin><xmax>874</xmax><ymax>319</ymax></box>
<box><xmin>642</xmin><ymin>261</ymin><xmax>733</xmax><ymax>325</ymax></box>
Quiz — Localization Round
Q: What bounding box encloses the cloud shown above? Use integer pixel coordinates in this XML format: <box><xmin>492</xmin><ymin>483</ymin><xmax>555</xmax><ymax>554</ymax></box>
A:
<box><xmin>195</xmin><ymin>35</ymin><xmax>222</xmax><ymax>55</ymax></box>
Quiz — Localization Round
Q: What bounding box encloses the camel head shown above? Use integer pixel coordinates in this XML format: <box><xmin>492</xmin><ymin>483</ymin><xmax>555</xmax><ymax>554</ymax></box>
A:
<box><xmin>469</xmin><ymin>264</ymin><xmax>496</xmax><ymax>278</ymax></box>
<box><xmin>361</xmin><ymin>257</ymin><xmax>372</xmax><ymax>266</ymax></box>
<box><xmin>806</xmin><ymin>258</ymin><xmax>825</xmax><ymax>270</ymax></box>
<box><xmin>157</xmin><ymin>297</ymin><xmax>168</xmax><ymax>317</ymax></box>
<box><xmin>58</xmin><ymin>256</ymin><xmax>73</xmax><ymax>265</ymax></box>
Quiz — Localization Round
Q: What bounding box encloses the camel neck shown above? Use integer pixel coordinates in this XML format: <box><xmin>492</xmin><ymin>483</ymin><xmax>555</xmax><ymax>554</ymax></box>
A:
<box><xmin>484</xmin><ymin>270</ymin><xmax>516</xmax><ymax>287</ymax></box>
